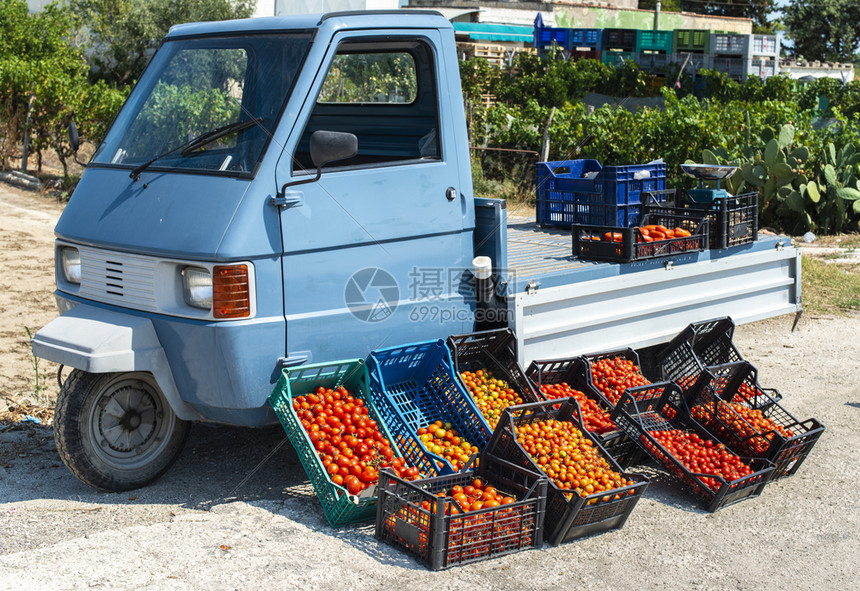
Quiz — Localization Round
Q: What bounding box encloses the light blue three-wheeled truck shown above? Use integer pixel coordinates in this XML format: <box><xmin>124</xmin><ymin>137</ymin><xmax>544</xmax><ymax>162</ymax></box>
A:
<box><xmin>31</xmin><ymin>10</ymin><xmax>801</xmax><ymax>491</ymax></box>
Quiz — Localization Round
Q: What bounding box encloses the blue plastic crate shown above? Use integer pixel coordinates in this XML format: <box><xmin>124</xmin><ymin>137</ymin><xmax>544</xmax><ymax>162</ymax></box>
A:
<box><xmin>367</xmin><ymin>340</ymin><xmax>492</xmax><ymax>476</ymax></box>
<box><xmin>535</xmin><ymin>160</ymin><xmax>669</xmax><ymax>228</ymax></box>
<box><xmin>534</xmin><ymin>25</ymin><xmax>569</xmax><ymax>49</ymax></box>
<box><xmin>568</xmin><ymin>28</ymin><xmax>602</xmax><ymax>50</ymax></box>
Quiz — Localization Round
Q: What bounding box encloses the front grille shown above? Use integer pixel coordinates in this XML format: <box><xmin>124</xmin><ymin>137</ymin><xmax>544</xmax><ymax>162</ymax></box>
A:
<box><xmin>78</xmin><ymin>246</ymin><xmax>159</xmax><ymax>311</ymax></box>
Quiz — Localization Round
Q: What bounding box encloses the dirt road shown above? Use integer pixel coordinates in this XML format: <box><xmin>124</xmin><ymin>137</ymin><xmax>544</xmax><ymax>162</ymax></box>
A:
<box><xmin>0</xmin><ymin>187</ymin><xmax>63</xmax><ymax>415</ymax></box>
<box><xmin>0</xmin><ymin>184</ymin><xmax>858</xmax><ymax>590</ymax></box>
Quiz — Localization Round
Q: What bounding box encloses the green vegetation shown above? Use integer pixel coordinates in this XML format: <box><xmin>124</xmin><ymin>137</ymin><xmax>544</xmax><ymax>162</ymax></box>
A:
<box><xmin>23</xmin><ymin>326</ymin><xmax>49</xmax><ymax>405</ymax></box>
<box><xmin>0</xmin><ymin>0</ymin><xmax>127</xmax><ymax>176</ymax></box>
<box><xmin>464</xmin><ymin>54</ymin><xmax>860</xmax><ymax>233</ymax></box>
<box><xmin>67</xmin><ymin>0</ymin><xmax>255</xmax><ymax>86</ymax></box>
<box><xmin>801</xmin><ymin>256</ymin><xmax>860</xmax><ymax>315</ymax></box>
<box><xmin>0</xmin><ymin>0</ymin><xmax>253</xmax><ymax>181</ymax></box>
<box><xmin>1</xmin><ymin>0</ymin><xmax>859</xmax><ymax>236</ymax></box>
<box><xmin>783</xmin><ymin>0</ymin><xmax>860</xmax><ymax>63</ymax></box>
<box><xmin>319</xmin><ymin>52</ymin><xmax>417</xmax><ymax>103</ymax></box>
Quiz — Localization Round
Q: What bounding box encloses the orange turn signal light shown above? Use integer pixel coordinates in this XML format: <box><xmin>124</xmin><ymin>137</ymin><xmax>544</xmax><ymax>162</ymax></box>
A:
<box><xmin>213</xmin><ymin>264</ymin><xmax>250</xmax><ymax>319</ymax></box>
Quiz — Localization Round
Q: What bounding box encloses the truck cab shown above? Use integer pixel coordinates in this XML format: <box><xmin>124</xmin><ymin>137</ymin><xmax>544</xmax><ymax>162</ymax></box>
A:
<box><xmin>31</xmin><ymin>11</ymin><xmax>800</xmax><ymax>492</ymax></box>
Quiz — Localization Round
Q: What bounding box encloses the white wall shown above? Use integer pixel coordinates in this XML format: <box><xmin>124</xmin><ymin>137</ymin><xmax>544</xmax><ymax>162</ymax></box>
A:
<box><xmin>779</xmin><ymin>63</ymin><xmax>854</xmax><ymax>83</ymax></box>
<box><xmin>253</xmin><ymin>0</ymin><xmax>276</xmax><ymax>18</ymax></box>
<box><xmin>274</xmin><ymin>0</ymin><xmax>399</xmax><ymax>15</ymax></box>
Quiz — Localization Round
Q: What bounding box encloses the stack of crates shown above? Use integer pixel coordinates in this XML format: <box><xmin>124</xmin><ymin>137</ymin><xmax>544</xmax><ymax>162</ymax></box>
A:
<box><xmin>533</xmin><ymin>25</ymin><xmax>569</xmax><ymax>51</ymax></box>
<box><xmin>634</xmin><ymin>30</ymin><xmax>673</xmax><ymax>71</ymax></box>
<box><xmin>535</xmin><ymin>159</ymin><xmax>668</xmax><ymax>229</ymax></box>
<box><xmin>674</xmin><ymin>29</ymin><xmax>711</xmax><ymax>55</ymax></box>
<box><xmin>706</xmin><ymin>33</ymin><xmax>780</xmax><ymax>81</ymax></box>
<box><xmin>567</xmin><ymin>28</ymin><xmax>602</xmax><ymax>62</ymax></box>
<box><xmin>672</xmin><ymin>29</ymin><xmax>710</xmax><ymax>74</ymax></box>
<box><xmin>602</xmin><ymin>28</ymin><xmax>636</xmax><ymax>67</ymax></box>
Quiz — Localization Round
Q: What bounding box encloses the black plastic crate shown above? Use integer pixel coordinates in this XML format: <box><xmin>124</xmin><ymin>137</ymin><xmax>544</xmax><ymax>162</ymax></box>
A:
<box><xmin>375</xmin><ymin>454</ymin><xmax>546</xmax><ymax>570</ymax></box>
<box><xmin>582</xmin><ymin>348</ymin><xmax>657</xmax><ymax>408</ymax></box>
<box><xmin>525</xmin><ymin>356</ymin><xmax>643</xmax><ymax>470</ymax></box>
<box><xmin>603</xmin><ymin>28</ymin><xmax>637</xmax><ymax>52</ymax></box>
<box><xmin>645</xmin><ymin>189</ymin><xmax>758</xmax><ymax>249</ymax></box>
<box><xmin>611</xmin><ymin>382</ymin><xmax>774</xmax><ymax>512</ymax></box>
<box><xmin>572</xmin><ymin>212</ymin><xmax>708</xmax><ymax>263</ymax></box>
<box><xmin>684</xmin><ymin>362</ymin><xmax>825</xmax><ymax>480</ymax></box>
<box><xmin>655</xmin><ymin>317</ymin><xmax>744</xmax><ymax>388</ymax></box>
<box><xmin>447</xmin><ymin>328</ymin><xmax>542</xmax><ymax>430</ymax></box>
<box><xmin>485</xmin><ymin>399</ymin><xmax>649</xmax><ymax>545</ymax></box>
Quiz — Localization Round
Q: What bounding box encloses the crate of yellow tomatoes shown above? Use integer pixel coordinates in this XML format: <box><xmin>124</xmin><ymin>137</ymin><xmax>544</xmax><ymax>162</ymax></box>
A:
<box><xmin>447</xmin><ymin>329</ymin><xmax>542</xmax><ymax>431</ymax></box>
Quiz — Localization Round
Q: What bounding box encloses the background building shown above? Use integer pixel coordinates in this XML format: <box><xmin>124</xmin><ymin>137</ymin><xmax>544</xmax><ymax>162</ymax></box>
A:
<box><xmin>271</xmin><ymin>0</ymin><xmax>402</xmax><ymax>16</ymax></box>
<box><xmin>405</xmin><ymin>1</ymin><xmax>751</xmax><ymax>34</ymax></box>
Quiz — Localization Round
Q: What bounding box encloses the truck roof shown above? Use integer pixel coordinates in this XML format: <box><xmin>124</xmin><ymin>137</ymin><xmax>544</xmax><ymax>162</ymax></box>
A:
<box><xmin>165</xmin><ymin>10</ymin><xmax>452</xmax><ymax>39</ymax></box>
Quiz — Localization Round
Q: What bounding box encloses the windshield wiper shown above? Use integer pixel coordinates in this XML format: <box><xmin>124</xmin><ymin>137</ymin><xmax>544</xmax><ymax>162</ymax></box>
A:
<box><xmin>129</xmin><ymin>118</ymin><xmax>262</xmax><ymax>181</ymax></box>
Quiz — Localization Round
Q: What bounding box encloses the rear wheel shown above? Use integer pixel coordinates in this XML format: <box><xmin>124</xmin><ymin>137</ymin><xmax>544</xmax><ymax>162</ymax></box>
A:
<box><xmin>54</xmin><ymin>370</ymin><xmax>190</xmax><ymax>492</ymax></box>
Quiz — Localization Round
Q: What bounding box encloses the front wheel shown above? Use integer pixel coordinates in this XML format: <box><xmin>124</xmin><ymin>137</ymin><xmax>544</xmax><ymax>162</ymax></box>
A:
<box><xmin>54</xmin><ymin>370</ymin><xmax>190</xmax><ymax>492</ymax></box>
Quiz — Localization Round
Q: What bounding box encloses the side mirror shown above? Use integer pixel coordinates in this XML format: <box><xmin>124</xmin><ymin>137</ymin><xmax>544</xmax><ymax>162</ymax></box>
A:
<box><xmin>278</xmin><ymin>130</ymin><xmax>358</xmax><ymax>196</ymax></box>
<box><xmin>309</xmin><ymin>130</ymin><xmax>357</xmax><ymax>169</ymax></box>
<box><xmin>68</xmin><ymin>121</ymin><xmax>80</xmax><ymax>153</ymax></box>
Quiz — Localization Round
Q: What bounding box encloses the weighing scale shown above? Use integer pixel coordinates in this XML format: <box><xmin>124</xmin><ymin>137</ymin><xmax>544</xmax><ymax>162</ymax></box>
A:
<box><xmin>681</xmin><ymin>163</ymin><xmax>739</xmax><ymax>203</ymax></box>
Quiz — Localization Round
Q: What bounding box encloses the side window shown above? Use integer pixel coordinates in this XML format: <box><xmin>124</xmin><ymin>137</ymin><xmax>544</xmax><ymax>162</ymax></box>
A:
<box><xmin>293</xmin><ymin>39</ymin><xmax>440</xmax><ymax>173</ymax></box>
<box><xmin>318</xmin><ymin>52</ymin><xmax>417</xmax><ymax>104</ymax></box>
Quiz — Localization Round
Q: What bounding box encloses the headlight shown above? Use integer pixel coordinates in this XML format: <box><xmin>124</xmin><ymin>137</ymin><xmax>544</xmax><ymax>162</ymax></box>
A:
<box><xmin>181</xmin><ymin>266</ymin><xmax>212</xmax><ymax>310</ymax></box>
<box><xmin>60</xmin><ymin>247</ymin><xmax>81</xmax><ymax>284</ymax></box>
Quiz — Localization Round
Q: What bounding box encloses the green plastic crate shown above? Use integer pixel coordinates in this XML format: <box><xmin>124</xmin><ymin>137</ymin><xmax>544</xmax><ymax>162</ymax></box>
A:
<box><xmin>601</xmin><ymin>50</ymin><xmax>636</xmax><ymax>68</ymax></box>
<box><xmin>636</xmin><ymin>30</ymin><xmax>673</xmax><ymax>53</ymax></box>
<box><xmin>673</xmin><ymin>29</ymin><xmax>711</xmax><ymax>53</ymax></box>
<box><xmin>268</xmin><ymin>358</ymin><xmax>407</xmax><ymax>527</ymax></box>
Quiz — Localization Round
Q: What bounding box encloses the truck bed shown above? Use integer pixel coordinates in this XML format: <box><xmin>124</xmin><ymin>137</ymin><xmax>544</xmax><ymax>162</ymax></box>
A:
<box><xmin>506</xmin><ymin>215</ymin><xmax>588</xmax><ymax>278</ymax></box>
<box><xmin>496</xmin><ymin>212</ymin><xmax>801</xmax><ymax>365</ymax></box>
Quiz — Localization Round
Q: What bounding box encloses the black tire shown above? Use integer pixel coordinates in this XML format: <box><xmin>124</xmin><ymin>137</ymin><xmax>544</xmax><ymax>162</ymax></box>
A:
<box><xmin>54</xmin><ymin>370</ymin><xmax>190</xmax><ymax>492</ymax></box>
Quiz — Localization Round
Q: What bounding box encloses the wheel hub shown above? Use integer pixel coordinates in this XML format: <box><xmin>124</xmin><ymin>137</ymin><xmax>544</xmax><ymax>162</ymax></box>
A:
<box><xmin>122</xmin><ymin>412</ymin><xmax>142</xmax><ymax>430</ymax></box>
<box><xmin>98</xmin><ymin>385</ymin><xmax>158</xmax><ymax>453</ymax></box>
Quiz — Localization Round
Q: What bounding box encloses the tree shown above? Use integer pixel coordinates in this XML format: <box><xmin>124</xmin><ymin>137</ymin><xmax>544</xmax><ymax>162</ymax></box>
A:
<box><xmin>638</xmin><ymin>1</ymin><xmax>682</xmax><ymax>13</ymax></box>
<box><xmin>68</xmin><ymin>0</ymin><xmax>256</xmax><ymax>86</ymax></box>
<box><xmin>678</xmin><ymin>1</ymin><xmax>777</xmax><ymax>33</ymax></box>
<box><xmin>783</xmin><ymin>0</ymin><xmax>860</xmax><ymax>62</ymax></box>
<box><xmin>0</xmin><ymin>0</ymin><xmax>126</xmax><ymax>175</ymax></box>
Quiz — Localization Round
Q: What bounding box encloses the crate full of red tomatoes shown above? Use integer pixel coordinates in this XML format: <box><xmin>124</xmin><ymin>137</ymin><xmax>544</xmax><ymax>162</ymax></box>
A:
<box><xmin>683</xmin><ymin>362</ymin><xmax>824</xmax><ymax>480</ymax></box>
<box><xmin>610</xmin><ymin>381</ymin><xmax>774</xmax><ymax>512</ymax></box>
<box><xmin>268</xmin><ymin>359</ymin><xmax>423</xmax><ymax>527</ymax></box>
<box><xmin>375</xmin><ymin>454</ymin><xmax>547</xmax><ymax>570</ymax></box>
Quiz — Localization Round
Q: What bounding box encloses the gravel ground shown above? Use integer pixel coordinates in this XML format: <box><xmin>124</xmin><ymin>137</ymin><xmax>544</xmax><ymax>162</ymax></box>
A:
<box><xmin>0</xmin><ymin>184</ymin><xmax>858</xmax><ymax>590</ymax></box>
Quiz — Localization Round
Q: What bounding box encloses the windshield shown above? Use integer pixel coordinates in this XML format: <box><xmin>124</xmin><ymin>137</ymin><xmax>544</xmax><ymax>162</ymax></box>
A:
<box><xmin>92</xmin><ymin>33</ymin><xmax>312</xmax><ymax>177</ymax></box>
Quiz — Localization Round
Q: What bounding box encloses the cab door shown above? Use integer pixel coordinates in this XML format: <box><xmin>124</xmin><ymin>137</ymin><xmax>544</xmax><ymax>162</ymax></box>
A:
<box><xmin>275</xmin><ymin>29</ymin><xmax>475</xmax><ymax>364</ymax></box>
